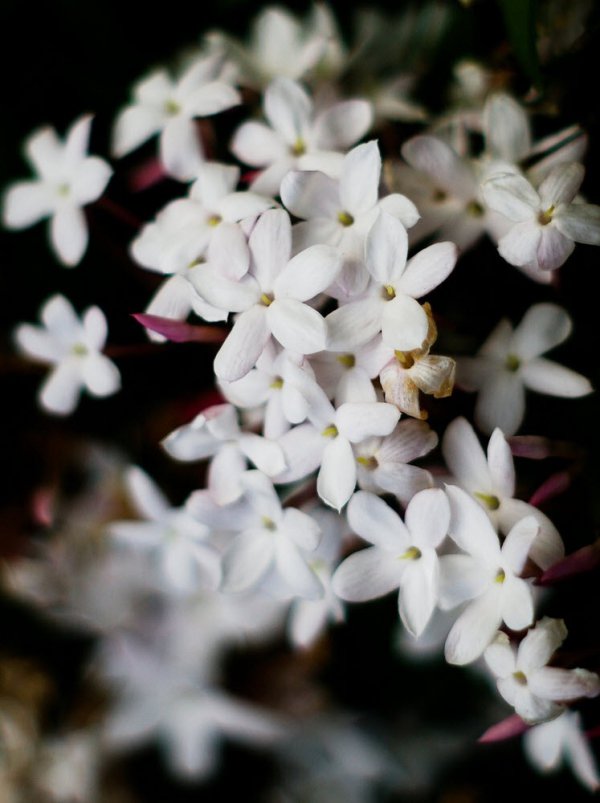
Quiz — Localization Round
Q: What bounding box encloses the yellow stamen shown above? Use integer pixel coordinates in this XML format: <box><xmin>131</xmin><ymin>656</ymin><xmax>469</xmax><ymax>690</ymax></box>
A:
<box><xmin>270</xmin><ymin>377</ymin><xmax>284</xmax><ymax>389</ymax></box>
<box><xmin>321</xmin><ymin>424</ymin><xmax>339</xmax><ymax>438</ymax></box>
<box><xmin>260</xmin><ymin>293</ymin><xmax>273</xmax><ymax>306</ymax></box>
<box><xmin>474</xmin><ymin>492</ymin><xmax>501</xmax><ymax>511</ymax></box>
<box><xmin>505</xmin><ymin>354</ymin><xmax>520</xmax><ymax>372</ymax></box>
<box><xmin>495</xmin><ymin>568</ymin><xmax>506</xmax><ymax>584</ymax></box>
<box><xmin>338</xmin><ymin>211</ymin><xmax>354</xmax><ymax>227</ymax></box>
<box><xmin>394</xmin><ymin>350</ymin><xmax>415</xmax><ymax>369</ymax></box>
<box><xmin>400</xmin><ymin>546</ymin><xmax>422</xmax><ymax>560</ymax></box>
<box><xmin>356</xmin><ymin>455</ymin><xmax>378</xmax><ymax>469</ymax></box>
<box><xmin>337</xmin><ymin>354</ymin><xmax>356</xmax><ymax>368</ymax></box>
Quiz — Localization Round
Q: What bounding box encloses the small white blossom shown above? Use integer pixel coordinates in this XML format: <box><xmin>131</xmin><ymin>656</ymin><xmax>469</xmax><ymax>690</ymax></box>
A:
<box><xmin>3</xmin><ymin>115</ymin><xmax>112</xmax><ymax>266</ymax></box>
<box><xmin>14</xmin><ymin>294</ymin><xmax>120</xmax><ymax>415</ymax></box>
<box><xmin>484</xmin><ymin>618</ymin><xmax>600</xmax><ymax>724</ymax></box>
<box><xmin>456</xmin><ymin>303</ymin><xmax>593</xmax><ymax>435</ymax></box>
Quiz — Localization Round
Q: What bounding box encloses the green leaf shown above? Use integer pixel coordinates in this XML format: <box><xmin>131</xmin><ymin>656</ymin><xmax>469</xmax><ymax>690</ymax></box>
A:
<box><xmin>497</xmin><ymin>0</ymin><xmax>543</xmax><ymax>88</ymax></box>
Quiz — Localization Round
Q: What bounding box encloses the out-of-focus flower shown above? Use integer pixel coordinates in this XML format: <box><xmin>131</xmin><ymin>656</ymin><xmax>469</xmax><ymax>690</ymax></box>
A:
<box><xmin>3</xmin><ymin>115</ymin><xmax>112</xmax><ymax>266</ymax></box>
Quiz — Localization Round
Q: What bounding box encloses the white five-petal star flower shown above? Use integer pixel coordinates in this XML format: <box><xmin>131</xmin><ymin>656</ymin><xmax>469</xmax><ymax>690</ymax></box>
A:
<box><xmin>15</xmin><ymin>294</ymin><xmax>120</xmax><ymax>415</ymax></box>
<box><xmin>333</xmin><ymin>488</ymin><xmax>450</xmax><ymax>637</ymax></box>
<box><xmin>484</xmin><ymin>618</ymin><xmax>600</xmax><ymax>724</ymax></box>
<box><xmin>3</xmin><ymin>115</ymin><xmax>112</xmax><ymax>266</ymax></box>
<box><xmin>456</xmin><ymin>303</ymin><xmax>593</xmax><ymax>435</ymax></box>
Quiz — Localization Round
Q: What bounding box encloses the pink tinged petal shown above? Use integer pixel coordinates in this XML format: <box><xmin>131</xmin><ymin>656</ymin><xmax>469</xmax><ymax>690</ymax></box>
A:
<box><xmin>500</xmin><ymin>575</ymin><xmax>534</xmax><ymax>631</ymax></box>
<box><xmin>160</xmin><ymin>118</ymin><xmax>204</xmax><ymax>181</ymax></box>
<box><xmin>539</xmin><ymin>541</ymin><xmax>600</xmax><ymax>586</ymax></box>
<box><xmin>332</xmin><ymin>546</ymin><xmax>404</xmax><ymax>601</ymax></box>
<box><xmin>538</xmin><ymin>162</ymin><xmax>584</xmax><ymax>206</ymax></box>
<box><xmin>14</xmin><ymin>324</ymin><xmax>62</xmax><ymax>363</ymax></box>
<box><xmin>274</xmin><ymin>245</ymin><xmax>342</xmax><ymax>301</ymax></box>
<box><xmin>487</xmin><ymin>427</ymin><xmax>515</xmax><ymax>498</ymax></box>
<box><xmin>482</xmin><ymin>173</ymin><xmax>539</xmax><ymax>221</ymax></box>
<box><xmin>497</xmin><ymin>221</ymin><xmax>541</xmax><ymax>267</ymax></box>
<box><xmin>3</xmin><ymin>182</ymin><xmax>55</xmax><ymax>228</ymax></box>
<box><xmin>376</xmin><ymin>193</ymin><xmax>420</xmax><ymax>228</ymax></box>
<box><xmin>529</xmin><ymin>470</ymin><xmax>571</xmax><ymax>508</ymax></box>
<box><xmin>280</xmin><ymin>170</ymin><xmax>340</xmax><ymax>220</ymax></box>
<box><xmin>479</xmin><ymin>714</ymin><xmax>529</xmax><ymax>743</ymax></box>
<box><xmin>340</xmin><ymin>140</ymin><xmax>381</xmax><ymax>217</ymax></box>
<box><xmin>379</xmin><ymin>418</ymin><xmax>437</xmax><ymax>462</ymax></box>
<box><xmin>347</xmin><ymin>490</ymin><xmax>410</xmax><ymax>551</ymax></box>
<box><xmin>267</xmin><ymin>298</ymin><xmax>327</xmax><ymax>354</ymax></box>
<box><xmin>249</xmin><ymin>208</ymin><xmax>292</xmax><ymax>292</ymax></box>
<box><xmin>529</xmin><ymin>668</ymin><xmax>600</xmax><ymax>702</ymax></box>
<box><xmin>39</xmin><ymin>360</ymin><xmax>82</xmax><ymax>415</ymax></box>
<box><xmin>112</xmin><ymin>106</ymin><xmax>165</xmax><ymax>157</ymax></box>
<box><xmin>442</xmin><ymin>416</ymin><xmax>492</xmax><ymax>493</ymax></box>
<box><xmin>368</xmin><ymin>464</ymin><xmax>433</xmax><ymax>505</ymax></box>
<box><xmin>214</xmin><ymin>305</ymin><xmax>271</xmax><ymax>382</ymax></box>
<box><xmin>313</xmin><ymin>100</ymin><xmax>373</xmax><ymax>151</ymax></box>
<box><xmin>126</xmin><ymin>465</ymin><xmax>170</xmax><ymax>520</ymax></box>
<box><xmin>521</xmin><ymin>358</ymin><xmax>592</xmax><ymax>397</ymax></box>
<box><xmin>484</xmin><ymin>93</ymin><xmax>531</xmax><ymax>162</ymax></box>
<box><xmin>553</xmin><ymin>203</ymin><xmax>600</xmax><ymax>245</ymax></box>
<box><xmin>396</xmin><ymin>241</ymin><xmax>458</xmax><ymax>298</ymax></box>
<box><xmin>317</xmin><ymin>436</ymin><xmax>357</xmax><ymax>511</ymax></box>
<box><xmin>325</xmin><ymin>298</ymin><xmax>384</xmax><ymax>351</ymax></box>
<box><xmin>264</xmin><ymin>77</ymin><xmax>312</xmax><ymax>143</ymax></box>
<box><xmin>398</xmin><ymin>550</ymin><xmax>439</xmax><ymax>637</ymax></box>
<box><xmin>208</xmin><ymin>444</ymin><xmax>246</xmax><ymax>505</ymax></box>
<box><xmin>274</xmin><ymin>423</ymin><xmax>324</xmax><ymax>483</ymax></box>
<box><xmin>512</xmin><ymin>302</ymin><xmax>572</xmax><ymax>360</ymax></box>
<box><xmin>536</xmin><ymin>226</ymin><xmax>575</xmax><ymax>271</ymax></box>
<box><xmin>438</xmin><ymin>553</ymin><xmax>489</xmax><ymax>609</ymax></box>
<box><xmin>381</xmin><ymin>294</ymin><xmax>429</xmax><ymax>351</ymax></box>
<box><xmin>231</xmin><ymin>121</ymin><xmax>288</xmax><ymax>167</ymax></box>
<box><xmin>517</xmin><ymin>617</ymin><xmax>567</xmax><ymax>674</ymax></box>
<box><xmin>405</xmin><ymin>488</ymin><xmax>450</xmax><ymax>550</ymax></box>
<box><xmin>282</xmin><ymin>507</ymin><xmax>320</xmax><ymax>551</ymax></box>
<box><xmin>238</xmin><ymin>432</ymin><xmax>286</xmax><ymax>477</ymax></box>
<box><xmin>474</xmin><ymin>370</ymin><xmax>525</xmax><ymax>436</ymax></box>
<box><xmin>365</xmin><ymin>211</ymin><xmax>408</xmax><ymax>285</ymax></box>
<box><xmin>81</xmin><ymin>354</ymin><xmax>121</xmax><ymax>397</ymax></box>
<box><xmin>133</xmin><ymin>313</ymin><xmax>225</xmax><ymax>344</ymax></box>
<box><xmin>444</xmin><ymin>586</ymin><xmax>503</xmax><ymax>665</ymax></box>
<box><xmin>484</xmin><ymin>631</ymin><xmax>517</xmax><ymax>678</ymax></box>
<box><xmin>499</xmin><ymin>498</ymin><xmax>564</xmax><ymax>571</ymax></box>
<box><xmin>275</xmin><ymin>539</ymin><xmax>323</xmax><ymax>599</ymax></box>
<box><xmin>204</xmin><ymin>403</ymin><xmax>240</xmax><ymax>440</ymax></box>
<box><xmin>71</xmin><ymin>157</ymin><xmax>112</xmax><ymax>205</ymax></box>
<box><xmin>51</xmin><ymin>204</ymin><xmax>88</xmax><ymax>266</ymax></box>
<box><xmin>336</xmin><ymin>402</ymin><xmax>399</xmax><ymax>442</ymax></box>
<box><xmin>183</xmin><ymin>81</ymin><xmax>240</xmax><ymax>117</ymax></box>
<box><xmin>401</xmin><ymin>135</ymin><xmax>476</xmax><ymax>200</ymax></box>
<box><xmin>445</xmin><ymin>485</ymin><xmax>500</xmax><ymax>561</ymax></box>
<box><xmin>501</xmin><ymin>516</ymin><xmax>539</xmax><ymax>574</ymax></box>
<box><xmin>221</xmin><ymin>530</ymin><xmax>274</xmax><ymax>592</ymax></box>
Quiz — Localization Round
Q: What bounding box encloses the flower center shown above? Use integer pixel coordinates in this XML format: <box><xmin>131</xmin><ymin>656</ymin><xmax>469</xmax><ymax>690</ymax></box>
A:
<box><xmin>270</xmin><ymin>376</ymin><xmax>284</xmax><ymax>389</ymax></box>
<box><xmin>394</xmin><ymin>350</ymin><xmax>415</xmax><ymax>369</ymax></box>
<box><xmin>538</xmin><ymin>206</ymin><xmax>555</xmax><ymax>226</ymax></box>
<box><xmin>505</xmin><ymin>354</ymin><xmax>521</xmax><ymax>372</ymax></box>
<box><xmin>337</xmin><ymin>353</ymin><xmax>356</xmax><ymax>368</ymax></box>
<box><xmin>165</xmin><ymin>99</ymin><xmax>181</xmax><ymax>115</ymax></box>
<box><xmin>495</xmin><ymin>568</ymin><xmax>506</xmax><ymax>584</ymax></box>
<box><xmin>71</xmin><ymin>343</ymin><xmax>88</xmax><ymax>356</ymax></box>
<box><xmin>57</xmin><ymin>183</ymin><xmax>70</xmax><ymax>197</ymax></box>
<box><xmin>260</xmin><ymin>293</ymin><xmax>274</xmax><ymax>306</ymax></box>
<box><xmin>291</xmin><ymin>137</ymin><xmax>306</xmax><ymax>156</ymax></box>
<box><xmin>400</xmin><ymin>546</ymin><xmax>422</xmax><ymax>560</ymax></box>
<box><xmin>262</xmin><ymin>516</ymin><xmax>277</xmax><ymax>531</ymax></box>
<box><xmin>513</xmin><ymin>671</ymin><xmax>528</xmax><ymax>685</ymax></box>
<box><xmin>466</xmin><ymin>200</ymin><xmax>484</xmax><ymax>217</ymax></box>
<box><xmin>474</xmin><ymin>492</ymin><xmax>500</xmax><ymax>511</ymax></box>
<box><xmin>321</xmin><ymin>424</ymin><xmax>339</xmax><ymax>438</ymax></box>
<box><xmin>356</xmin><ymin>455</ymin><xmax>378</xmax><ymax>470</ymax></box>
<box><xmin>432</xmin><ymin>188</ymin><xmax>447</xmax><ymax>203</ymax></box>
<box><xmin>337</xmin><ymin>211</ymin><xmax>354</xmax><ymax>227</ymax></box>
<box><xmin>383</xmin><ymin>285</ymin><xmax>396</xmax><ymax>300</ymax></box>
<box><xmin>207</xmin><ymin>214</ymin><xmax>222</xmax><ymax>227</ymax></box>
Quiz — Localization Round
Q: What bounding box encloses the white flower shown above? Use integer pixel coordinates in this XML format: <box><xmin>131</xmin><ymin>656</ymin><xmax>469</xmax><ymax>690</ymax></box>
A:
<box><xmin>161</xmin><ymin>402</ymin><xmax>286</xmax><ymax>505</ymax></box>
<box><xmin>440</xmin><ymin>485</ymin><xmax>538</xmax><ymax>665</ymax></box>
<box><xmin>524</xmin><ymin>710</ymin><xmax>600</xmax><ymax>791</ymax></box>
<box><xmin>482</xmin><ymin>162</ymin><xmax>600</xmax><ymax>272</ymax></box>
<box><xmin>192</xmin><ymin>208</ymin><xmax>342</xmax><ymax>381</ymax></box>
<box><xmin>484</xmin><ymin>618</ymin><xmax>600</xmax><ymax>724</ymax></box>
<box><xmin>112</xmin><ymin>55</ymin><xmax>240</xmax><ymax>180</ymax></box>
<box><xmin>333</xmin><ymin>489</ymin><xmax>450</xmax><ymax>637</ymax></box>
<box><xmin>3</xmin><ymin>115</ymin><xmax>112</xmax><ymax>266</ymax></box>
<box><xmin>14</xmin><ymin>294</ymin><xmax>120</xmax><ymax>415</ymax></box>
<box><xmin>456</xmin><ymin>303</ymin><xmax>593</xmax><ymax>435</ymax></box>
<box><xmin>325</xmin><ymin>211</ymin><xmax>457</xmax><ymax>353</ymax></box>
<box><xmin>310</xmin><ymin>335</ymin><xmax>392</xmax><ymax>406</ymax></box>
<box><xmin>108</xmin><ymin>466</ymin><xmax>221</xmax><ymax>595</ymax></box>
<box><xmin>231</xmin><ymin>77</ymin><xmax>372</xmax><ymax>195</ymax></box>
<box><xmin>442</xmin><ymin>417</ymin><xmax>564</xmax><ymax>569</ymax></box>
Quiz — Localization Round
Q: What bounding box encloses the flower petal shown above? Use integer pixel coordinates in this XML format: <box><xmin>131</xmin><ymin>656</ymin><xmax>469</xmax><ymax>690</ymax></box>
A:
<box><xmin>280</xmin><ymin>170</ymin><xmax>340</xmax><ymax>220</ymax></box>
<box><xmin>381</xmin><ymin>294</ymin><xmax>429</xmax><ymax>351</ymax></box>
<box><xmin>214</xmin><ymin>305</ymin><xmax>271</xmax><ymax>381</ymax></box>
<box><xmin>51</xmin><ymin>204</ymin><xmax>88</xmax><ymax>266</ymax></box>
<box><xmin>336</xmin><ymin>402</ymin><xmax>399</xmax><ymax>442</ymax></box>
<box><xmin>444</xmin><ymin>587</ymin><xmax>503</xmax><ymax>665</ymax></box>
<box><xmin>396</xmin><ymin>241</ymin><xmax>458</xmax><ymax>299</ymax></box>
<box><xmin>340</xmin><ymin>140</ymin><xmax>381</xmax><ymax>217</ymax></box>
<box><xmin>274</xmin><ymin>244</ymin><xmax>342</xmax><ymax>301</ymax></box>
<box><xmin>521</xmin><ymin>358</ymin><xmax>592</xmax><ymax>398</ymax></box>
<box><xmin>347</xmin><ymin>490</ymin><xmax>409</xmax><ymax>550</ymax></box>
<box><xmin>553</xmin><ymin>203</ymin><xmax>600</xmax><ymax>245</ymax></box>
<box><xmin>332</xmin><ymin>546</ymin><xmax>403</xmax><ymax>601</ymax></box>
<box><xmin>405</xmin><ymin>488</ymin><xmax>450</xmax><ymax>549</ymax></box>
<box><xmin>267</xmin><ymin>298</ymin><xmax>327</xmax><ymax>354</ymax></box>
<box><xmin>518</xmin><ymin>617</ymin><xmax>567</xmax><ymax>674</ymax></box>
